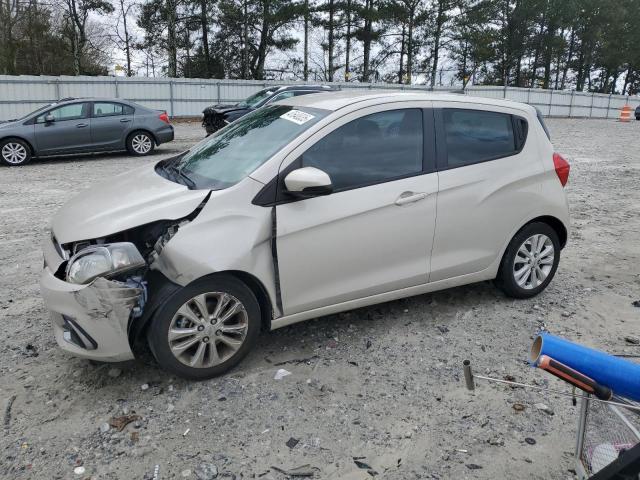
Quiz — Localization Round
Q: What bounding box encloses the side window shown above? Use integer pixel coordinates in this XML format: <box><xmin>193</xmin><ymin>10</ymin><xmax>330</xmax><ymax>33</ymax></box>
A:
<box><xmin>37</xmin><ymin>103</ymin><xmax>87</xmax><ymax>123</ymax></box>
<box><xmin>93</xmin><ymin>102</ymin><xmax>128</xmax><ymax>117</ymax></box>
<box><xmin>302</xmin><ymin>109</ymin><xmax>423</xmax><ymax>191</ymax></box>
<box><xmin>442</xmin><ymin>109</ymin><xmax>517</xmax><ymax>168</ymax></box>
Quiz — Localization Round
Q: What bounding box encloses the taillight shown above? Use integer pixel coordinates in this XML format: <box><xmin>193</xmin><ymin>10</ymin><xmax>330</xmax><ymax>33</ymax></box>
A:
<box><xmin>553</xmin><ymin>153</ymin><xmax>570</xmax><ymax>187</ymax></box>
<box><xmin>159</xmin><ymin>112</ymin><xmax>170</xmax><ymax>124</ymax></box>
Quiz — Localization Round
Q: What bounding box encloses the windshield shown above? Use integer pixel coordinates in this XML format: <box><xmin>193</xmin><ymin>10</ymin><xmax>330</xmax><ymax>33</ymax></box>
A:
<box><xmin>237</xmin><ymin>88</ymin><xmax>278</xmax><ymax>108</ymax></box>
<box><xmin>171</xmin><ymin>105</ymin><xmax>328</xmax><ymax>189</ymax></box>
<box><xmin>15</xmin><ymin>103</ymin><xmax>53</xmax><ymax>122</ymax></box>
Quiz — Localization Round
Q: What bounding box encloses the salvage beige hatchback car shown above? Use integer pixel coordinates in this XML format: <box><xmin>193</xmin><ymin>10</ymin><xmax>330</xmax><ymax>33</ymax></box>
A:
<box><xmin>41</xmin><ymin>92</ymin><xmax>570</xmax><ymax>379</ymax></box>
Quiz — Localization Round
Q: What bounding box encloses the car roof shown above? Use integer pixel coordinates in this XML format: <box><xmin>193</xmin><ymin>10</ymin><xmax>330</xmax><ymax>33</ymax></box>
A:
<box><xmin>277</xmin><ymin>90</ymin><xmax>537</xmax><ymax>114</ymax></box>
<box><xmin>274</xmin><ymin>85</ymin><xmax>336</xmax><ymax>92</ymax></box>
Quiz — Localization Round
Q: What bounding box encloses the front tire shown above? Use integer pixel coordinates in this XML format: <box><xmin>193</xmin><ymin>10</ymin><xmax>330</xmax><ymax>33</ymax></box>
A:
<box><xmin>147</xmin><ymin>275</ymin><xmax>261</xmax><ymax>379</ymax></box>
<box><xmin>495</xmin><ymin>222</ymin><xmax>560</xmax><ymax>299</ymax></box>
<box><xmin>1</xmin><ymin>138</ymin><xmax>31</xmax><ymax>166</ymax></box>
<box><xmin>127</xmin><ymin>131</ymin><xmax>155</xmax><ymax>156</ymax></box>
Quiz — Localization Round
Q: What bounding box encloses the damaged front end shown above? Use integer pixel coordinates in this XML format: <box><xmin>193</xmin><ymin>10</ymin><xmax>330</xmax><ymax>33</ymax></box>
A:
<box><xmin>40</xmin><ymin>196</ymin><xmax>209</xmax><ymax>362</ymax></box>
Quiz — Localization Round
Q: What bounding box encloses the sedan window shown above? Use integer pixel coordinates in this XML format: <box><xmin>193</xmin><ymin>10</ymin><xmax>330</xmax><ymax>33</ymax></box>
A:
<box><xmin>93</xmin><ymin>102</ymin><xmax>132</xmax><ymax>117</ymax></box>
<box><xmin>37</xmin><ymin>103</ymin><xmax>88</xmax><ymax>123</ymax></box>
<box><xmin>301</xmin><ymin>109</ymin><xmax>424</xmax><ymax>191</ymax></box>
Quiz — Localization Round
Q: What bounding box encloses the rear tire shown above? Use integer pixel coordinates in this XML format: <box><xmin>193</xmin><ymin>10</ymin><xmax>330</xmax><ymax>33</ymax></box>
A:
<box><xmin>126</xmin><ymin>131</ymin><xmax>155</xmax><ymax>156</ymax></box>
<box><xmin>1</xmin><ymin>138</ymin><xmax>31</xmax><ymax>166</ymax></box>
<box><xmin>147</xmin><ymin>275</ymin><xmax>261</xmax><ymax>380</ymax></box>
<box><xmin>495</xmin><ymin>222</ymin><xmax>560</xmax><ymax>299</ymax></box>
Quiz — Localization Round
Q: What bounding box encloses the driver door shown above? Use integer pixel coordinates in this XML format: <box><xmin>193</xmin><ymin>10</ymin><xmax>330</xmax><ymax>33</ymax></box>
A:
<box><xmin>275</xmin><ymin>103</ymin><xmax>438</xmax><ymax>315</ymax></box>
<box><xmin>34</xmin><ymin>102</ymin><xmax>92</xmax><ymax>154</ymax></box>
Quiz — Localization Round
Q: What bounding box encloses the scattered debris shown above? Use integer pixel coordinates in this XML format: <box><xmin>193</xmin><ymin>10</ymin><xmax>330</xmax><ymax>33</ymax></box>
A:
<box><xmin>23</xmin><ymin>344</ymin><xmax>38</xmax><ymax>357</ymax></box>
<box><xmin>366</xmin><ymin>340</ymin><xmax>372</xmax><ymax>349</ymax></box>
<box><xmin>141</xmin><ymin>383</ymin><xmax>150</xmax><ymax>391</ymax></box>
<box><xmin>73</xmin><ymin>466</ymin><xmax>86</xmax><ymax>475</ymax></box>
<box><xmin>100</xmin><ymin>422</ymin><xmax>111</xmax><ymax>433</ymax></box>
<box><xmin>274</xmin><ymin>369</ymin><xmax>292</xmax><ymax>380</ymax></box>
<box><xmin>525</xmin><ymin>437</ymin><xmax>536</xmax><ymax>445</ymax></box>
<box><xmin>3</xmin><ymin>394</ymin><xmax>17</xmax><ymax>431</ymax></box>
<box><xmin>109</xmin><ymin>414</ymin><xmax>141</xmax><ymax>432</ymax></box>
<box><xmin>466</xmin><ymin>464</ymin><xmax>483</xmax><ymax>470</ymax></box>
<box><xmin>181</xmin><ymin>469</ymin><xmax>191</xmax><ymax>477</ymax></box>
<box><xmin>286</xmin><ymin>437</ymin><xmax>299</xmax><ymax>449</ymax></box>
<box><xmin>271</xmin><ymin>355</ymin><xmax>318</xmax><ymax>366</ymax></box>
<box><xmin>271</xmin><ymin>464</ymin><xmax>315</xmax><ymax>477</ymax></box>
<box><xmin>352</xmin><ymin>457</ymin><xmax>378</xmax><ymax>475</ymax></box>
<box><xmin>183</xmin><ymin>428</ymin><xmax>190</xmax><ymax>437</ymax></box>
<box><xmin>632</xmin><ymin>300</ymin><xmax>640</xmax><ymax>308</ymax></box>
<box><xmin>437</xmin><ymin>325</ymin><xmax>450</xmax><ymax>334</ymax></box>
<box><xmin>624</xmin><ymin>336</ymin><xmax>640</xmax><ymax>345</ymax></box>
<box><xmin>534</xmin><ymin>403</ymin><xmax>554</xmax><ymax>415</ymax></box>
<box><xmin>512</xmin><ymin>403</ymin><xmax>526</xmax><ymax>412</ymax></box>
<box><xmin>130</xmin><ymin>431</ymin><xmax>140</xmax><ymax>443</ymax></box>
<box><xmin>194</xmin><ymin>463</ymin><xmax>218</xmax><ymax>480</ymax></box>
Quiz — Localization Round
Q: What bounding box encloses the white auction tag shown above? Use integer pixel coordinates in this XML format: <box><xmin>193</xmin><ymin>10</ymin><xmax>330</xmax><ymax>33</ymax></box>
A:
<box><xmin>280</xmin><ymin>110</ymin><xmax>315</xmax><ymax>125</ymax></box>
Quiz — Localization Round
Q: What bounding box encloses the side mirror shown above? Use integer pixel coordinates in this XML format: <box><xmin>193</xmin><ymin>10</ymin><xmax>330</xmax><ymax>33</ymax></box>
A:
<box><xmin>284</xmin><ymin>167</ymin><xmax>333</xmax><ymax>197</ymax></box>
<box><xmin>44</xmin><ymin>114</ymin><xmax>55</xmax><ymax>123</ymax></box>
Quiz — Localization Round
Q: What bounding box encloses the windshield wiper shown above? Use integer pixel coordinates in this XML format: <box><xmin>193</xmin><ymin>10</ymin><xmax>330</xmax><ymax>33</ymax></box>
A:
<box><xmin>161</xmin><ymin>160</ymin><xmax>196</xmax><ymax>189</ymax></box>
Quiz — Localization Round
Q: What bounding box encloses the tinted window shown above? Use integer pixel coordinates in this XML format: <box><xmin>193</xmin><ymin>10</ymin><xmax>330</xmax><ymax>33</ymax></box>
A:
<box><xmin>302</xmin><ymin>109</ymin><xmax>423</xmax><ymax>191</ymax></box>
<box><xmin>93</xmin><ymin>102</ymin><xmax>132</xmax><ymax>117</ymax></box>
<box><xmin>268</xmin><ymin>91</ymin><xmax>296</xmax><ymax>103</ymax></box>
<box><xmin>173</xmin><ymin>105</ymin><xmax>328</xmax><ymax>189</ymax></box>
<box><xmin>442</xmin><ymin>109</ymin><xmax>516</xmax><ymax>167</ymax></box>
<box><xmin>37</xmin><ymin>103</ymin><xmax>87</xmax><ymax>123</ymax></box>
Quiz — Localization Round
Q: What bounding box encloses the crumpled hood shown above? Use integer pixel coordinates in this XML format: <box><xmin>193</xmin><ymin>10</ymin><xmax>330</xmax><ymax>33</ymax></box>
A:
<box><xmin>52</xmin><ymin>162</ymin><xmax>209</xmax><ymax>244</ymax></box>
<box><xmin>203</xmin><ymin>104</ymin><xmax>249</xmax><ymax>116</ymax></box>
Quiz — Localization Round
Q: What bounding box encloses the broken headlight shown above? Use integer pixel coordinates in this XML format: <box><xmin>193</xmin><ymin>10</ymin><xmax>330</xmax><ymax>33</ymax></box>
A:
<box><xmin>66</xmin><ymin>242</ymin><xmax>145</xmax><ymax>285</ymax></box>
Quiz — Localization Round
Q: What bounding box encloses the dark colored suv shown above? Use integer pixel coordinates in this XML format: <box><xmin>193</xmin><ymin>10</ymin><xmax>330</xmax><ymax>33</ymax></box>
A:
<box><xmin>201</xmin><ymin>85</ymin><xmax>336</xmax><ymax>135</ymax></box>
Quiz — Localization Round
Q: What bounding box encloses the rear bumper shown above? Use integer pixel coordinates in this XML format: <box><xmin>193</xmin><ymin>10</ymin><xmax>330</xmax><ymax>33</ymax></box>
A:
<box><xmin>155</xmin><ymin>125</ymin><xmax>174</xmax><ymax>145</ymax></box>
<box><xmin>40</xmin><ymin>236</ymin><xmax>142</xmax><ymax>362</ymax></box>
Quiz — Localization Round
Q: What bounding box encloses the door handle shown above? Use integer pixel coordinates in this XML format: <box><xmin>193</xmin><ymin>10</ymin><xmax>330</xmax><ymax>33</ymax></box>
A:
<box><xmin>120</xmin><ymin>118</ymin><xmax>131</xmax><ymax>123</ymax></box>
<box><xmin>395</xmin><ymin>191</ymin><xmax>429</xmax><ymax>206</ymax></box>
<box><xmin>76</xmin><ymin>123</ymin><xmax>88</xmax><ymax>128</ymax></box>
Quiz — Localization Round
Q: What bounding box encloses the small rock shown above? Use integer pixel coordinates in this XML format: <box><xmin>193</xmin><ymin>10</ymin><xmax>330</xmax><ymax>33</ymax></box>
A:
<box><xmin>561</xmin><ymin>312</ymin><xmax>571</xmax><ymax>318</ymax></box>
<box><xmin>108</xmin><ymin>368</ymin><xmax>122</xmax><ymax>378</ymax></box>
<box><xmin>181</xmin><ymin>469</ymin><xmax>192</xmax><ymax>477</ymax></box>
<box><xmin>167</xmin><ymin>404</ymin><xmax>175</xmax><ymax>413</ymax></box>
<box><xmin>525</xmin><ymin>437</ymin><xmax>536</xmax><ymax>445</ymax></box>
<box><xmin>632</xmin><ymin>300</ymin><xmax>640</xmax><ymax>308</ymax></box>
<box><xmin>195</xmin><ymin>463</ymin><xmax>218</xmax><ymax>480</ymax></box>
<box><xmin>624</xmin><ymin>336</ymin><xmax>640</xmax><ymax>345</ymax></box>
<box><xmin>437</xmin><ymin>325</ymin><xmax>449</xmax><ymax>334</ymax></box>
<box><xmin>512</xmin><ymin>403</ymin><xmax>526</xmax><ymax>412</ymax></box>
<box><xmin>141</xmin><ymin>383</ymin><xmax>150</xmax><ymax>391</ymax></box>
<box><xmin>466</xmin><ymin>464</ymin><xmax>482</xmax><ymax>470</ymax></box>
<box><xmin>100</xmin><ymin>422</ymin><xmax>111</xmax><ymax>433</ymax></box>
<box><xmin>73</xmin><ymin>466</ymin><xmax>86</xmax><ymax>475</ymax></box>
<box><xmin>534</xmin><ymin>403</ymin><xmax>554</xmax><ymax>415</ymax></box>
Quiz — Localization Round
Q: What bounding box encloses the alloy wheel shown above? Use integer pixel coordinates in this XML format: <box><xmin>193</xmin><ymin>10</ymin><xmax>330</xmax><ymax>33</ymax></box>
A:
<box><xmin>167</xmin><ymin>292</ymin><xmax>249</xmax><ymax>368</ymax></box>
<box><xmin>131</xmin><ymin>134</ymin><xmax>152</xmax><ymax>154</ymax></box>
<box><xmin>2</xmin><ymin>142</ymin><xmax>28</xmax><ymax>164</ymax></box>
<box><xmin>512</xmin><ymin>234</ymin><xmax>555</xmax><ymax>290</ymax></box>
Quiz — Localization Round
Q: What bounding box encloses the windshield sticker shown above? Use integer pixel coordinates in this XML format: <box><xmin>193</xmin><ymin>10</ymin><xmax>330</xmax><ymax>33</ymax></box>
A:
<box><xmin>280</xmin><ymin>110</ymin><xmax>315</xmax><ymax>125</ymax></box>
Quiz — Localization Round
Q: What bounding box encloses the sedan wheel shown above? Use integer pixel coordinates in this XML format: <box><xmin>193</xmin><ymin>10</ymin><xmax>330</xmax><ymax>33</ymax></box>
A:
<box><xmin>168</xmin><ymin>292</ymin><xmax>249</xmax><ymax>368</ymax></box>
<box><xmin>127</xmin><ymin>132</ymin><xmax>155</xmax><ymax>156</ymax></box>
<box><xmin>147</xmin><ymin>275</ymin><xmax>261</xmax><ymax>379</ymax></box>
<box><xmin>1</xmin><ymin>140</ymin><xmax>31</xmax><ymax>166</ymax></box>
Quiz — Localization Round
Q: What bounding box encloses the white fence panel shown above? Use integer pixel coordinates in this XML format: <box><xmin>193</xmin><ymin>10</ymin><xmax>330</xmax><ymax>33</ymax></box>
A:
<box><xmin>0</xmin><ymin>75</ymin><xmax>638</xmax><ymax>121</ymax></box>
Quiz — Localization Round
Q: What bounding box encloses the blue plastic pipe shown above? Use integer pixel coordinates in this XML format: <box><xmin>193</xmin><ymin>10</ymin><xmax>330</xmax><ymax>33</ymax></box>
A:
<box><xmin>531</xmin><ymin>332</ymin><xmax>640</xmax><ymax>402</ymax></box>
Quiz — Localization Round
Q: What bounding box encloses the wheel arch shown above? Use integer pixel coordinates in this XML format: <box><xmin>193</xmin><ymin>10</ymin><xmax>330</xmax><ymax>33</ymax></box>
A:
<box><xmin>127</xmin><ymin>128</ymin><xmax>158</xmax><ymax>146</ymax></box>
<box><xmin>526</xmin><ymin>215</ymin><xmax>568</xmax><ymax>249</ymax></box>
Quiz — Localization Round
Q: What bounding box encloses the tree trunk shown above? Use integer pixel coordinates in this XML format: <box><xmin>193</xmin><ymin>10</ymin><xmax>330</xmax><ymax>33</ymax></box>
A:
<box><xmin>242</xmin><ymin>0</ymin><xmax>249</xmax><ymax>79</ymax></box>
<box><xmin>166</xmin><ymin>0</ymin><xmax>178</xmax><ymax>77</ymax></box>
<box><xmin>406</xmin><ymin>5</ymin><xmax>414</xmax><ymax>85</ymax></box>
<box><xmin>344</xmin><ymin>0</ymin><xmax>351</xmax><ymax>81</ymax></box>
<box><xmin>561</xmin><ymin>29</ymin><xmax>574</xmax><ymax>90</ymax></box>
<box><xmin>304</xmin><ymin>0</ymin><xmax>309</xmax><ymax>80</ymax></box>
<box><xmin>430</xmin><ymin>0</ymin><xmax>444</xmax><ymax>87</ymax></box>
<box><xmin>361</xmin><ymin>0</ymin><xmax>372</xmax><ymax>82</ymax></box>
<box><xmin>328</xmin><ymin>0</ymin><xmax>334</xmax><ymax>81</ymax></box>
<box><xmin>199</xmin><ymin>0</ymin><xmax>210</xmax><ymax>78</ymax></box>
<box><xmin>254</xmin><ymin>0</ymin><xmax>270</xmax><ymax>79</ymax></box>
<box><xmin>398</xmin><ymin>24</ymin><xmax>405</xmax><ymax>84</ymax></box>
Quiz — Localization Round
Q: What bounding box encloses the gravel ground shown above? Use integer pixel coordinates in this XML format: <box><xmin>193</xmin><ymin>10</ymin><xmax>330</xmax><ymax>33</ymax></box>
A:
<box><xmin>1</xmin><ymin>118</ymin><xmax>639</xmax><ymax>480</ymax></box>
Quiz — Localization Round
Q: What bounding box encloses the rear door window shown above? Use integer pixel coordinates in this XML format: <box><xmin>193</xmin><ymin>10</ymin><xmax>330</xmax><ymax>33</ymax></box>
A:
<box><xmin>93</xmin><ymin>102</ymin><xmax>133</xmax><ymax>117</ymax></box>
<box><xmin>441</xmin><ymin>109</ymin><xmax>518</xmax><ymax>168</ymax></box>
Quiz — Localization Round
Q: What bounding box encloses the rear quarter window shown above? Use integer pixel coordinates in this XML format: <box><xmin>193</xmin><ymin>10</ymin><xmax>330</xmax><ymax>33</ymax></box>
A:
<box><xmin>441</xmin><ymin>108</ymin><xmax>526</xmax><ymax>168</ymax></box>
